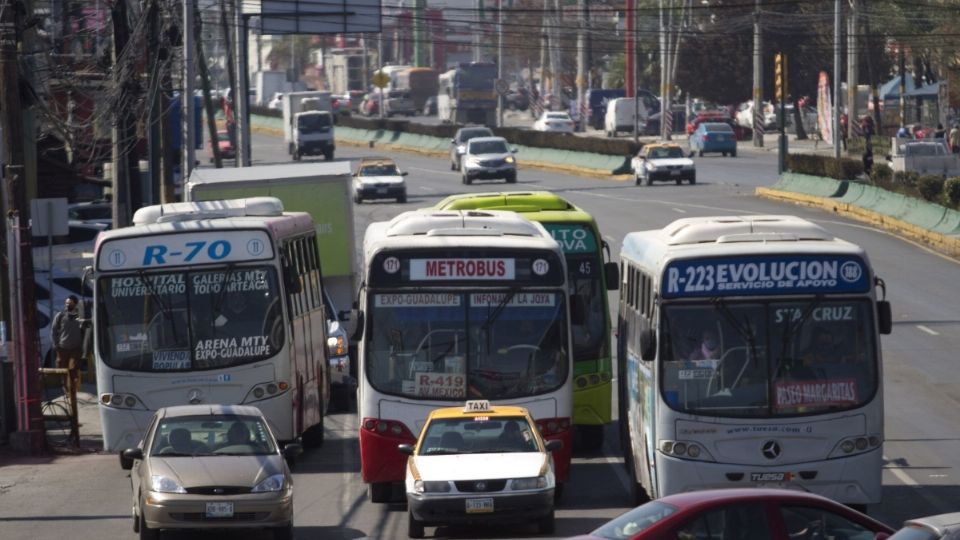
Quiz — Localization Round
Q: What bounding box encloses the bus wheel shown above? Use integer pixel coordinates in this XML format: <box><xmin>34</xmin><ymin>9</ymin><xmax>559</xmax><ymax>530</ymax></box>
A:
<box><xmin>301</xmin><ymin>414</ymin><xmax>325</xmax><ymax>448</ymax></box>
<box><xmin>629</xmin><ymin>465</ymin><xmax>651</xmax><ymax>506</ymax></box>
<box><xmin>368</xmin><ymin>482</ymin><xmax>392</xmax><ymax>503</ymax></box>
<box><xmin>578</xmin><ymin>425</ymin><xmax>605</xmax><ymax>453</ymax></box>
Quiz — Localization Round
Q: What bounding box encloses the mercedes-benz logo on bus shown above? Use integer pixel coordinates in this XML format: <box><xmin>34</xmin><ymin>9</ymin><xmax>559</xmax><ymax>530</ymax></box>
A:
<box><xmin>187</xmin><ymin>388</ymin><xmax>203</xmax><ymax>404</ymax></box>
<box><xmin>762</xmin><ymin>440</ymin><xmax>781</xmax><ymax>460</ymax></box>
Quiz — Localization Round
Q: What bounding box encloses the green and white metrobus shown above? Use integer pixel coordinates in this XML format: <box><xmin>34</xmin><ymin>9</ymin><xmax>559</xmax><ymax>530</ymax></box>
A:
<box><xmin>434</xmin><ymin>192</ymin><xmax>619</xmax><ymax>449</ymax></box>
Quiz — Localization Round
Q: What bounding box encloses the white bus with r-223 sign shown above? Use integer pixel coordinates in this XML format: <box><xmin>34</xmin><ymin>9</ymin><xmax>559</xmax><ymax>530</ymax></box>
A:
<box><xmin>93</xmin><ymin>197</ymin><xmax>331</xmax><ymax>452</ymax></box>
<box><xmin>617</xmin><ymin>215</ymin><xmax>892</xmax><ymax>507</ymax></box>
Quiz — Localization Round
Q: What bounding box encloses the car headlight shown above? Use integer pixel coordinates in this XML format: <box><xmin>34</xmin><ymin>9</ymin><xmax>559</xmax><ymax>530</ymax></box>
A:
<box><xmin>414</xmin><ymin>480</ymin><xmax>451</xmax><ymax>493</ymax></box>
<box><xmin>252</xmin><ymin>473</ymin><xmax>286</xmax><ymax>493</ymax></box>
<box><xmin>505</xmin><ymin>156</ymin><xmax>515</xmax><ymax>164</ymax></box>
<box><xmin>510</xmin><ymin>476</ymin><xmax>547</xmax><ymax>490</ymax></box>
<box><xmin>150</xmin><ymin>475</ymin><xmax>187</xmax><ymax>494</ymax></box>
<box><xmin>645</xmin><ymin>162</ymin><xmax>657</xmax><ymax>170</ymax></box>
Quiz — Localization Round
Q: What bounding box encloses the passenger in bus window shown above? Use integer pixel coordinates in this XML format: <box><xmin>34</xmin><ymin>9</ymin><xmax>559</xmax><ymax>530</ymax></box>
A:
<box><xmin>689</xmin><ymin>329</ymin><xmax>722</xmax><ymax>361</ymax></box>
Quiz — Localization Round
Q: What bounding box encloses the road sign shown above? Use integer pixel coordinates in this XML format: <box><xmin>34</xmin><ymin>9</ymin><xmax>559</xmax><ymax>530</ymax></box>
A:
<box><xmin>494</xmin><ymin>79</ymin><xmax>510</xmax><ymax>96</ymax></box>
<box><xmin>372</xmin><ymin>71</ymin><xmax>390</xmax><ymax>89</ymax></box>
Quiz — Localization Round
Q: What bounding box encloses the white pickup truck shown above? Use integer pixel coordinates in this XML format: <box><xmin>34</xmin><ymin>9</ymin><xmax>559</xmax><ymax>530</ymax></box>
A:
<box><xmin>888</xmin><ymin>138</ymin><xmax>960</xmax><ymax>176</ymax></box>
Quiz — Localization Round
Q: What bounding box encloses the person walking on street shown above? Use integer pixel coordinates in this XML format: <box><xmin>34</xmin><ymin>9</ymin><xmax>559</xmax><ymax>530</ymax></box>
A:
<box><xmin>840</xmin><ymin>113</ymin><xmax>849</xmax><ymax>151</ymax></box>
<box><xmin>52</xmin><ymin>295</ymin><xmax>84</xmax><ymax>393</ymax></box>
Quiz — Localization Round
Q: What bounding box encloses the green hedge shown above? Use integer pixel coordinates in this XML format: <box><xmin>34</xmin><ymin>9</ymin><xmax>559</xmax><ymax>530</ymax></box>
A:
<box><xmin>785</xmin><ymin>153</ymin><xmax>864</xmax><ymax>180</ymax></box>
<box><xmin>945</xmin><ymin>178</ymin><xmax>960</xmax><ymax>207</ymax></box>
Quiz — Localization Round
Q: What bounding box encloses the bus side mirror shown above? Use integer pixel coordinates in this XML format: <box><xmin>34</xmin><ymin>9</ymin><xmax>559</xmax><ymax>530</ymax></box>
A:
<box><xmin>349</xmin><ymin>308</ymin><xmax>365</xmax><ymax>341</ymax></box>
<box><xmin>605</xmin><ymin>262</ymin><xmax>620</xmax><ymax>291</ymax></box>
<box><xmin>877</xmin><ymin>300</ymin><xmax>892</xmax><ymax>335</ymax></box>
<box><xmin>640</xmin><ymin>329</ymin><xmax>657</xmax><ymax>361</ymax></box>
<box><xmin>570</xmin><ymin>295</ymin><xmax>586</xmax><ymax>326</ymax></box>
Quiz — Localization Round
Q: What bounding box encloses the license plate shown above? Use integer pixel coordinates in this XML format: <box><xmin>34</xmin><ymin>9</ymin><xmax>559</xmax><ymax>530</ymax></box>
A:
<box><xmin>376</xmin><ymin>187</ymin><xmax>388</xmax><ymax>195</ymax></box>
<box><xmin>717</xmin><ymin>135</ymin><xmax>726</xmax><ymax>141</ymax></box>
<box><xmin>205</xmin><ymin>502</ymin><xmax>234</xmax><ymax>518</ymax></box>
<box><xmin>750</xmin><ymin>472</ymin><xmax>792</xmax><ymax>482</ymax></box>
<box><xmin>670</xmin><ymin>170</ymin><xmax>681</xmax><ymax>176</ymax></box>
<box><xmin>465</xmin><ymin>498</ymin><xmax>494</xmax><ymax>514</ymax></box>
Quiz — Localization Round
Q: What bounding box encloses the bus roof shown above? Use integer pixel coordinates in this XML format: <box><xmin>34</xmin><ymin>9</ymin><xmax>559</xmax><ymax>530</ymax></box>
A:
<box><xmin>363</xmin><ymin>209</ymin><xmax>559</xmax><ymax>255</ymax></box>
<box><xmin>101</xmin><ymin>197</ymin><xmax>314</xmax><ymax>243</ymax></box>
<box><xmin>433</xmin><ymin>191</ymin><xmax>599</xmax><ymax>227</ymax></box>
<box><xmin>621</xmin><ymin>215</ymin><xmax>864</xmax><ymax>272</ymax></box>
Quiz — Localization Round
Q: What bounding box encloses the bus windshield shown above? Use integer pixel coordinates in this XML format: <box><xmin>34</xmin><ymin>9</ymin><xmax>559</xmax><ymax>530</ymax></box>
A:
<box><xmin>660</xmin><ymin>299</ymin><xmax>877</xmax><ymax>417</ymax></box>
<box><xmin>97</xmin><ymin>267</ymin><xmax>284</xmax><ymax>372</ymax></box>
<box><xmin>459</xmin><ymin>65</ymin><xmax>496</xmax><ymax>90</ymax></box>
<box><xmin>367</xmin><ymin>291</ymin><xmax>568</xmax><ymax>400</ymax></box>
<box><xmin>567</xmin><ymin>252</ymin><xmax>607</xmax><ymax>365</ymax></box>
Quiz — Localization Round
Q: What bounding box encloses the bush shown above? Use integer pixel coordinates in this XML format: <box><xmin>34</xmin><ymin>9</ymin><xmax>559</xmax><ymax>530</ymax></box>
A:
<box><xmin>944</xmin><ymin>177</ymin><xmax>960</xmax><ymax>208</ymax></box>
<box><xmin>870</xmin><ymin>162</ymin><xmax>892</xmax><ymax>184</ymax></box>
<box><xmin>917</xmin><ymin>175</ymin><xmax>946</xmax><ymax>202</ymax></box>
<box><xmin>785</xmin><ymin>153</ymin><xmax>863</xmax><ymax>180</ymax></box>
<box><xmin>893</xmin><ymin>170</ymin><xmax>919</xmax><ymax>187</ymax></box>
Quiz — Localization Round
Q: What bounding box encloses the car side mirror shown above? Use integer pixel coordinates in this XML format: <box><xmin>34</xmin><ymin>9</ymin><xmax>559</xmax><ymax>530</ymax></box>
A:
<box><xmin>283</xmin><ymin>443</ymin><xmax>303</xmax><ymax>459</ymax></box>
<box><xmin>401</xmin><ymin>171</ymin><xmax>409</xmax><ymax>176</ymax></box>
<box><xmin>877</xmin><ymin>300</ymin><xmax>892</xmax><ymax>335</ymax></box>
<box><xmin>544</xmin><ymin>439</ymin><xmax>563</xmax><ymax>452</ymax></box>
<box><xmin>450</xmin><ymin>138</ymin><xmax>456</xmax><ymax>144</ymax></box>
<box><xmin>397</xmin><ymin>444</ymin><xmax>415</xmax><ymax>455</ymax></box>
<box><xmin>121</xmin><ymin>448</ymin><xmax>143</xmax><ymax>469</ymax></box>
<box><xmin>604</xmin><ymin>262</ymin><xmax>619</xmax><ymax>291</ymax></box>
<box><xmin>640</xmin><ymin>328</ymin><xmax>657</xmax><ymax>361</ymax></box>
<box><xmin>337</xmin><ymin>309</ymin><xmax>350</xmax><ymax>322</ymax></box>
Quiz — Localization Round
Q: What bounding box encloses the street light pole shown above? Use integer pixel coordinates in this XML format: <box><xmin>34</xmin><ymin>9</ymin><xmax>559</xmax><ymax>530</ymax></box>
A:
<box><xmin>833</xmin><ymin>0</ymin><xmax>842</xmax><ymax>159</ymax></box>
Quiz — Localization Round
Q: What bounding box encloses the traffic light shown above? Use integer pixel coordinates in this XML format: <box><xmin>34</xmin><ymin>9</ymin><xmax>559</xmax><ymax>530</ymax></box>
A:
<box><xmin>774</xmin><ymin>53</ymin><xmax>783</xmax><ymax>103</ymax></box>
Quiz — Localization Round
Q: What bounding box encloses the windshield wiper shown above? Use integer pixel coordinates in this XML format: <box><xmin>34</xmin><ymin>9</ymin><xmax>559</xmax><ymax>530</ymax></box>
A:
<box><xmin>480</xmin><ymin>287</ymin><xmax>519</xmax><ymax>333</ymax></box>
<box><xmin>775</xmin><ymin>296</ymin><xmax>824</xmax><ymax>378</ymax></box>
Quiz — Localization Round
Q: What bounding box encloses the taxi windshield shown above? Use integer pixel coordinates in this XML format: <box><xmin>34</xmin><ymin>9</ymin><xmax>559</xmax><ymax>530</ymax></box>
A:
<box><xmin>417</xmin><ymin>415</ymin><xmax>539</xmax><ymax>455</ymax></box>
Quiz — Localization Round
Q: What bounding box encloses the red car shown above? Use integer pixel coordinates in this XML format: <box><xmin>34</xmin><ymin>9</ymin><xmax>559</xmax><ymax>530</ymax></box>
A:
<box><xmin>567</xmin><ymin>489</ymin><xmax>894</xmax><ymax>540</ymax></box>
<box><xmin>686</xmin><ymin>112</ymin><xmax>733</xmax><ymax>135</ymax></box>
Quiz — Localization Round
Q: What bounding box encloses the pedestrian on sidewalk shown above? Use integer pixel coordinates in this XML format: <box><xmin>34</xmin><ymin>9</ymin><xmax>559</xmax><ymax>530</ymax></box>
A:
<box><xmin>934</xmin><ymin>123</ymin><xmax>947</xmax><ymax>140</ymax></box>
<box><xmin>862</xmin><ymin>142</ymin><xmax>874</xmax><ymax>179</ymax></box>
<box><xmin>949</xmin><ymin>124</ymin><xmax>960</xmax><ymax>154</ymax></box>
<box><xmin>840</xmin><ymin>113</ymin><xmax>849</xmax><ymax>151</ymax></box>
<box><xmin>52</xmin><ymin>295</ymin><xmax>85</xmax><ymax>394</ymax></box>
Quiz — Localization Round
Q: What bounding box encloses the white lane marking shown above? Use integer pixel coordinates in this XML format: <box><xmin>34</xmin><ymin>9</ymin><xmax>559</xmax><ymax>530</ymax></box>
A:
<box><xmin>408</xmin><ymin>165</ymin><xmax>458</xmax><ymax>176</ymax></box>
<box><xmin>916</xmin><ymin>325</ymin><xmax>939</xmax><ymax>336</ymax></box>
<box><xmin>572</xmin><ymin>190</ymin><xmax>760</xmax><ymax>214</ymax></box>
<box><xmin>883</xmin><ymin>453</ymin><xmax>953</xmax><ymax>514</ymax></box>
<box><xmin>419</xmin><ymin>185</ymin><xmax>438</xmax><ymax>192</ymax></box>
<box><xmin>672</xmin><ymin>208</ymin><xmax>687</xmax><ymax>213</ymax></box>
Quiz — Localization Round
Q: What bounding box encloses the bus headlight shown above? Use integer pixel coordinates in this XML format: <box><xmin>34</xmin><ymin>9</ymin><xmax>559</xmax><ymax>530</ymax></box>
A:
<box><xmin>829</xmin><ymin>434</ymin><xmax>881</xmax><ymax>458</ymax></box>
<box><xmin>243</xmin><ymin>381</ymin><xmax>290</xmax><ymax>403</ymax></box>
<box><xmin>100</xmin><ymin>393</ymin><xmax>146</xmax><ymax>410</ymax></box>
<box><xmin>659</xmin><ymin>440</ymin><xmax>714</xmax><ymax>462</ymax></box>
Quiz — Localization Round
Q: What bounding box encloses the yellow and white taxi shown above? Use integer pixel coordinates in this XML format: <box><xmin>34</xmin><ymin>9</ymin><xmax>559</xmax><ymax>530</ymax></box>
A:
<box><xmin>399</xmin><ymin>401</ymin><xmax>560</xmax><ymax>538</ymax></box>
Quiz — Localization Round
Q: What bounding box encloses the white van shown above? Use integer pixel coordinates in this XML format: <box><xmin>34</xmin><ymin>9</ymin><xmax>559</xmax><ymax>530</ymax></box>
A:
<box><xmin>605</xmin><ymin>97</ymin><xmax>648</xmax><ymax>137</ymax></box>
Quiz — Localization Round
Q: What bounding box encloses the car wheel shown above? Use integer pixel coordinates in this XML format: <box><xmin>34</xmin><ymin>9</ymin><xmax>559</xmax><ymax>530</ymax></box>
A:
<box><xmin>138</xmin><ymin>502</ymin><xmax>158</xmax><ymax>540</ymax></box>
<box><xmin>505</xmin><ymin>172</ymin><xmax>516</xmax><ymax>184</ymax></box>
<box><xmin>324</xmin><ymin>150</ymin><xmax>334</xmax><ymax>161</ymax></box>
<box><xmin>537</xmin><ymin>510</ymin><xmax>555</xmax><ymax>535</ymax></box>
<box><xmin>408</xmin><ymin>509</ymin><xmax>425</xmax><ymax>538</ymax></box>
<box><xmin>353</xmin><ymin>192</ymin><xmax>362</xmax><ymax>204</ymax></box>
<box><xmin>645</xmin><ymin>175</ymin><xmax>653</xmax><ymax>186</ymax></box>
<box><xmin>397</xmin><ymin>192</ymin><xmax>407</xmax><ymax>204</ymax></box>
<box><xmin>272</xmin><ymin>523</ymin><xmax>294</xmax><ymax>540</ymax></box>
<box><xmin>293</xmin><ymin>149</ymin><xmax>301</xmax><ymax>161</ymax></box>
<box><xmin>731</xmin><ymin>149</ymin><xmax>737</xmax><ymax>157</ymax></box>
<box><xmin>689</xmin><ymin>175</ymin><xmax>697</xmax><ymax>185</ymax></box>
<box><xmin>698</xmin><ymin>150</ymin><xmax>704</xmax><ymax>157</ymax></box>
<box><xmin>722</xmin><ymin>151</ymin><xmax>727</xmax><ymax>157</ymax></box>
<box><xmin>675</xmin><ymin>177</ymin><xmax>682</xmax><ymax>185</ymax></box>
<box><xmin>463</xmin><ymin>174</ymin><xmax>472</xmax><ymax>185</ymax></box>
<box><xmin>368</xmin><ymin>482</ymin><xmax>392</xmax><ymax>503</ymax></box>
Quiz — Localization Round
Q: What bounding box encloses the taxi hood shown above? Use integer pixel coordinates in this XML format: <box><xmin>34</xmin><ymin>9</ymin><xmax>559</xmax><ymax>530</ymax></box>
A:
<box><xmin>413</xmin><ymin>452</ymin><xmax>547</xmax><ymax>481</ymax></box>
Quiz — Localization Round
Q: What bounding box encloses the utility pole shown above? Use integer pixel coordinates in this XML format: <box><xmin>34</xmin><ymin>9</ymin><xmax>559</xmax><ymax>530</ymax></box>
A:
<box><xmin>362</xmin><ymin>33</ymin><xmax>369</xmax><ymax>92</ymax></box>
<box><xmin>576</xmin><ymin>0</ymin><xmax>586</xmax><ymax>132</ymax></box>
<box><xmin>497</xmin><ymin>0</ymin><xmax>504</xmax><ymax>128</ymax></box>
<box><xmin>752</xmin><ymin>0</ymin><xmax>763</xmax><ymax>147</ymax></box>
<box><xmin>234</xmin><ymin>1</ymin><xmax>250</xmax><ymax>165</ymax></box>
<box><xmin>413</xmin><ymin>0</ymin><xmax>425</xmax><ymax>67</ymax></box>
<box><xmin>147</xmin><ymin>0</ymin><xmax>162</xmax><ymax>204</ymax></box>
<box><xmin>833</xmin><ymin>0</ymin><xmax>841</xmax><ymax>158</ymax></box>
<box><xmin>1</xmin><ymin>0</ymin><xmax>43</xmax><ymax>454</ymax></box>
<box><xmin>539</xmin><ymin>2</ymin><xmax>547</xmax><ymax>105</ymax></box>
<box><xmin>195</xmin><ymin>8</ymin><xmax>222</xmax><ymax>168</ymax></box>
<box><xmin>111</xmin><ymin>0</ymin><xmax>137</xmax><ymax>226</ymax></box>
<box><xmin>847</xmin><ymin>0</ymin><xmax>858</xmax><ymax>141</ymax></box>
<box><xmin>159</xmin><ymin>17</ymin><xmax>175</xmax><ymax>203</ymax></box>
<box><xmin>625</xmin><ymin>0</ymin><xmax>635</xmax><ymax>99</ymax></box>
<box><xmin>183</xmin><ymin>0</ymin><xmax>197</xmax><ymax>179</ymax></box>
<box><xmin>219</xmin><ymin>0</ymin><xmax>238</xmax><ymax>166</ymax></box>
<box><xmin>899</xmin><ymin>46</ymin><xmax>906</xmax><ymax>130</ymax></box>
<box><xmin>633</xmin><ymin>2</ymin><xmax>640</xmax><ymax>144</ymax></box>
<box><xmin>473</xmin><ymin>0</ymin><xmax>481</xmax><ymax>62</ymax></box>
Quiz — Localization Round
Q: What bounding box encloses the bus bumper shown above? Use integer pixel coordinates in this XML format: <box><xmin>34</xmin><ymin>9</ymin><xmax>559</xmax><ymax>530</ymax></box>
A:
<box><xmin>100</xmin><ymin>406</ymin><xmax>155</xmax><ymax>452</ymax></box>
<box><xmin>360</xmin><ymin>427</ymin><xmax>416</xmax><ymax>484</ymax></box>
<box><xmin>572</xmin><ymin>379</ymin><xmax>612</xmax><ymax>426</ymax></box>
<box><xmin>655</xmin><ymin>446</ymin><xmax>883</xmax><ymax>504</ymax></box>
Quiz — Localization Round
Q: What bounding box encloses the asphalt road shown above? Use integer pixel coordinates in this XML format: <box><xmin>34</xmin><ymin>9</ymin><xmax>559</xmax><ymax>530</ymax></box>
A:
<box><xmin>1</xmin><ymin>132</ymin><xmax>958</xmax><ymax>540</ymax></box>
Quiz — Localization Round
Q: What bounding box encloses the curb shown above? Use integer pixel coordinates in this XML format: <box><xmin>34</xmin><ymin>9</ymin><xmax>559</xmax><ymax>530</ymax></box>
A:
<box><xmin>756</xmin><ymin>187</ymin><xmax>960</xmax><ymax>258</ymax></box>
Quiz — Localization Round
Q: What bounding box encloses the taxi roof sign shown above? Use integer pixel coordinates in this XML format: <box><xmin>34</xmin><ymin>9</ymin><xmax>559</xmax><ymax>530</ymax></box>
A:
<box><xmin>464</xmin><ymin>400</ymin><xmax>492</xmax><ymax>413</ymax></box>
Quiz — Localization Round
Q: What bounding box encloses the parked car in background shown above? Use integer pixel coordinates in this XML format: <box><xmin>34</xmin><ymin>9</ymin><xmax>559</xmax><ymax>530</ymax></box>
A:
<box><xmin>449</xmin><ymin>126</ymin><xmax>494</xmax><ymax>171</ymax></box>
<box><xmin>360</xmin><ymin>94</ymin><xmax>379</xmax><ymax>116</ymax></box>
<box><xmin>504</xmin><ymin>89</ymin><xmax>529</xmax><ymax>111</ymax></box>
<box><xmin>332</xmin><ymin>94</ymin><xmax>352</xmax><ymax>116</ymax></box>
<box><xmin>735</xmin><ymin>99</ymin><xmax>777</xmax><ymax>129</ymax></box>
<box><xmin>347</xmin><ymin>90</ymin><xmax>365</xmax><ymax>112</ymax></box>
<box><xmin>207</xmin><ymin>130</ymin><xmax>235</xmax><ymax>162</ymax></box>
<box><xmin>121</xmin><ymin>404</ymin><xmax>302</xmax><ymax>540</ymax></box>
<box><xmin>631</xmin><ymin>143</ymin><xmax>696</xmax><ymax>186</ymax></box>
<box><xmin>567</xmin><ymin>489</ymin><xmax>894</xmax><ymax>540</ymax></box>
<box><xmin>889</xmin><ymin>512</ymin><xmax>960</xmax><ymax>540</ymax></box>
<box><xmin>605</xmin><ymin>97</ymin><xmax>647</xmax><ymax>137</ymax></box>
<box><xmin>460</xmin><ymin>136</ymin><xmax>518</xmax><ymax>185</ymax></box>
<box><xmin>686</xmin><ymin>111</ymin><xmax>733</xmax><ymax>136</ymax></box>
<box><xmin>382</xmin><ymin>90</ymin><xmax>416</xmax><ymax>117</ymax></box>
<box><xmin>533</xmin><ymin>111</ymin><xmax>575</xmax><ymax>133</ymax></box>
<box><xmin>399</xmin><ymin>401</ymin><xmax>560</xmax><ymax>538</ymax></box>
<box><xmin>267</xmin><ymin>92</ymin><xmax>283</xmax><ymax>110</ymax></box>
<box><xmin>689</xmin><ymin>122</ymin><xmax>738</xmax><ymax>157</ymax></box>
<box><xmin>352</xmin><ymin>157</ymin><xmax>408</xmax><ymax>204</ymax></box>
<box><xmin>421</xmin><ymin>95</ymin><xmax>437</xmax><ymax>116</ymax></box>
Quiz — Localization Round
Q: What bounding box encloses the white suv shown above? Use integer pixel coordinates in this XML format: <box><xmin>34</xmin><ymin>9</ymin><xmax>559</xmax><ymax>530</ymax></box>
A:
<box><xmin>461</xmin><ymin>137</ymin><xmax>518</xmax><ymax>185</ymax></box>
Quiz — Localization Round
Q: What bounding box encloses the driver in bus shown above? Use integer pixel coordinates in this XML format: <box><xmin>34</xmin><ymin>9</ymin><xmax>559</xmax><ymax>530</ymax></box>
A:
<box><xmin>801</xmin><ymin>326</ymin><xmax>837</xmax><ymax>367</ymax></box>
<box><xmin>689</xmin><ymin>328</ymin><xmax>722</xmax><ymax>361</ymax></box>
